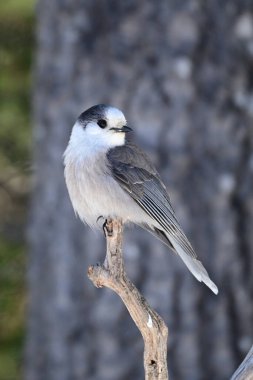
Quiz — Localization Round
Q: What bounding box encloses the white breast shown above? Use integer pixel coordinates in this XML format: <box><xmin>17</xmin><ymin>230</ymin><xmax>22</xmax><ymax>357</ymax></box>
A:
<box><xmin>64</xmin><ymin>155</ymin><xmax>150</xmax><ymax>228</ymax></box>
<box><xmin>63</xmin><ymin>125</ymin><xmax>149</xmax><ymax>228</ymax></box>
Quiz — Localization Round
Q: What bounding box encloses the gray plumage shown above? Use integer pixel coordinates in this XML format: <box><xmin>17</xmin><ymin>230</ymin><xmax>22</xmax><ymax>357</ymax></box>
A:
<box><xmin>64</xmin><ymin>104</ymin><xmax>218</xmax><ymax>294</ymax></box>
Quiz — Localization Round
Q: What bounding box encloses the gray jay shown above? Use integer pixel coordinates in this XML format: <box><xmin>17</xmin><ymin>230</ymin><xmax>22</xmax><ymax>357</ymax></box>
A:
<box><xmin>64</xmin><ymin>104</ymin><xmax>218</xmax><ymax>294</ymax></box>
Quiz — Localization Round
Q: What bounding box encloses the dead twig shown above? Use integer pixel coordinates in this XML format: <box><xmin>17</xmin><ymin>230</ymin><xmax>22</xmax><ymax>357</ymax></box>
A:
<box><xmin>87</xmin><ymin>218</ymin><xmax>168</xmax><ymax>380</ymax></box>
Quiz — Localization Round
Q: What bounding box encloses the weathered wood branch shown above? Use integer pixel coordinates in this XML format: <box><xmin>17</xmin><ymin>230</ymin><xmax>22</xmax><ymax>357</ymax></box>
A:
<box><xmin>231</xmin><ymin>345</ymin><xmax>253</xmax><ymax>380</ymax></box>
<box><xmin>87</xmin><ymin>219</ymin><xmax>168</xmax><ymax>380</ymax></box>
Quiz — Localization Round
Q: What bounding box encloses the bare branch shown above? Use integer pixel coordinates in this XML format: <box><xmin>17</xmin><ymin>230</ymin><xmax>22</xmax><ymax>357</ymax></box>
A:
<box><xmin>87</xmin><ymin>219</ymin><xmax>169</xmax><ymax>380</ymax></box>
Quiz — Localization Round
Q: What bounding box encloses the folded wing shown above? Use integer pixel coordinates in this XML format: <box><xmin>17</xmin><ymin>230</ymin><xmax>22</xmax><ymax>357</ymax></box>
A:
<box><xmin>107</xmin><ymin>143</ymin><xmax>218</xmax><ymax>295</ymax></box>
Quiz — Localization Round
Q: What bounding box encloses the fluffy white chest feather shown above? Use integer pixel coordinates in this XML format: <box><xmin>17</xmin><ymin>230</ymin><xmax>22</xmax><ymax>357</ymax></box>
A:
<box><xmin>63</xmin><ymin>125</ymin><xmax>148</xmax><ymax>228</ymax></box>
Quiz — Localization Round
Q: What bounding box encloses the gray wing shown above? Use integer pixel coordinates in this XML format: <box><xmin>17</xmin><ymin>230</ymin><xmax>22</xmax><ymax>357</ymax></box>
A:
<box><xmin>107</xmin><ymin>143</ymin><xmax>196</xmax><ymax>256</ymax></box>
<box><xmin>107</xmin><ymin>143</ymin><xmax>218</xmax><ymax>294</ymax></box>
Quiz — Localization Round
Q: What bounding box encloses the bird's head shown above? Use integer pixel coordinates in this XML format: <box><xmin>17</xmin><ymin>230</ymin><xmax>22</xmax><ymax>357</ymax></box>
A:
<box><xmin>69</xmin><ymin>104</ymin><xmax>132</xmax><ymax>152</ymax></box>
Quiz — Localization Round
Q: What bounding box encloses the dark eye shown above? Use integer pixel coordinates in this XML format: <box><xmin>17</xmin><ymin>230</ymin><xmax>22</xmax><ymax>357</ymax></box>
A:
<box><xmin>97</xmin><ymin>119</ymin><xmax>107</xmax><ymax>129</ymax></box>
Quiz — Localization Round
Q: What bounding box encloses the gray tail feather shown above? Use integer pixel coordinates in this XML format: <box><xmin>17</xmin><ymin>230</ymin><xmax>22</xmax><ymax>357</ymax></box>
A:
<box><xmin>141</xmin><ymin>224</ymin><xmax>218</xmax><ymax>295</ymax></box>
<box><xmin>169</xmin><ymin>235</ymin><xmax>218</xmax><ymax>294</ymax></box>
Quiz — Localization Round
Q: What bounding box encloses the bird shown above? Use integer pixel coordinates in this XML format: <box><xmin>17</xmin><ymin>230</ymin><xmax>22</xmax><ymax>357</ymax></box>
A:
<box><xmin>64</xmin><ymin>104</ymin><xmax>218</xmax><ymax>295</ymax></box>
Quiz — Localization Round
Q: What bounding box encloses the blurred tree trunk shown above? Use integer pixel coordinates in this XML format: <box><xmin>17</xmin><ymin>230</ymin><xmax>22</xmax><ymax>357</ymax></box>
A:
<box><xmin>25</xmin><ymin>1</ymin><xmax>253</xmax><ymax>380</ymax></box>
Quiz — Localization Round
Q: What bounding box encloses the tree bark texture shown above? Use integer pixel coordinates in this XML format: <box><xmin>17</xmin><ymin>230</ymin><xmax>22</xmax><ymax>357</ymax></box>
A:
<box><xmin>26</xmin><ymin>1</ymin><xmax>253</xmax><ymax>380</ymax></box>
<box><xmin>87</xmin><ymin>219</ymin><xmax>168</xmax><ymax>380</ymax></box>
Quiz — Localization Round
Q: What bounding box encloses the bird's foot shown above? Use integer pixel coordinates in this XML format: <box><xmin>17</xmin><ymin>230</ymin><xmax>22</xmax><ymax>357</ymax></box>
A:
<box><xmin>96</xmin><ymin>216</ymin><xmax>108</xmax><ymax>237</ymax></box>
<box><xmin>96</xmin><ymin>216</ymin><xmax>113</xmax><ymax>237</ymax></box>
<box><xmin>96</xmin><ymin>215</ymin><xmax>106</xmax><ymax>234</ymax></box>
<box><xmin>102</xmin><ymin>219</ymin><xmax>108</xmax><ymax>237</ymax></box>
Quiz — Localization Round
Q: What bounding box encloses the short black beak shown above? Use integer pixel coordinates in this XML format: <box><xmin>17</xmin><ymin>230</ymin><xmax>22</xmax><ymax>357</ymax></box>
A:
<box><xmin>110</xmin><ymin>126</ymin><xmax>133</xmax><ymax>133</ymax></box>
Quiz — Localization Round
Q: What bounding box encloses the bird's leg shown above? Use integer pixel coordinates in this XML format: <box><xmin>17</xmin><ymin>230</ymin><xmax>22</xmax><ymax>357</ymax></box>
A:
<box><xmin>104</xmin><ymin>218</ymin><xmax>113</xmax><ymax>237</ymax></box>
<box><xmin>97</xmin><ymin>216</ymin><xmax>113</xmax><ymax>237</ymax></box>
<box><xmin>103</xmin><ymin>219</ymin><xmax>114</xmax><ymax>270</ymax></box>
<box><xmin>96</xmin><ymin>215</ymin><xmax>108</xmax><ymax>237</ymax></box>
<box><xmin>96</xmin><ymin>217</ymin><xmax>113</xmax><ymax>270</ymax></box>
<box><xmin>102</xmin><ymin>219</ymin><xmax>108</xmax><ymax>237</ymax></box>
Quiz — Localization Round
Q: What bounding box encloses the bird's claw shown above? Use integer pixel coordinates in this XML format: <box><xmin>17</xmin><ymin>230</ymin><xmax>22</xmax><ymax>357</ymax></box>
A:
<box><xmin>102</xmin><ymin>219</ymin><xmax>108</xmax><ymax>237</ymax></box>
<box><xmin>96</xmin><ymin>215</ymin><xmax>107</xmax><ymax>236</ymax></box>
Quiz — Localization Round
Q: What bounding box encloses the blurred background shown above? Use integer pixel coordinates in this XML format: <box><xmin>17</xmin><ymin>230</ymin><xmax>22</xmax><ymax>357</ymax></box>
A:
<box><xmin>0</xmin><ymin>1</ymin><xmax>253</xmax><ymax>379</ymax></box>
<box><xmin>0</xmin><ymin>1</ymin><xmax>33</xmax><ymax>379</ymax></box>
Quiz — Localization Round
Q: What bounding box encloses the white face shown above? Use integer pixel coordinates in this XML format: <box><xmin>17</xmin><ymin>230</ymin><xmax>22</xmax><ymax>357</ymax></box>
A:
<box><xmin>68</xmin><ymin>107</ymin><xmax>128</xmax><ymax>157</ymax></box>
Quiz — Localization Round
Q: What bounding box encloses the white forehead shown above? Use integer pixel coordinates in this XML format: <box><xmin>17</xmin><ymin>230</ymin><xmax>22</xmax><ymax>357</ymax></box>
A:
<box><xmin>105</xmin><ymin>107</ymin><xmax>126</xmax><ymax>124</ymax></box>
